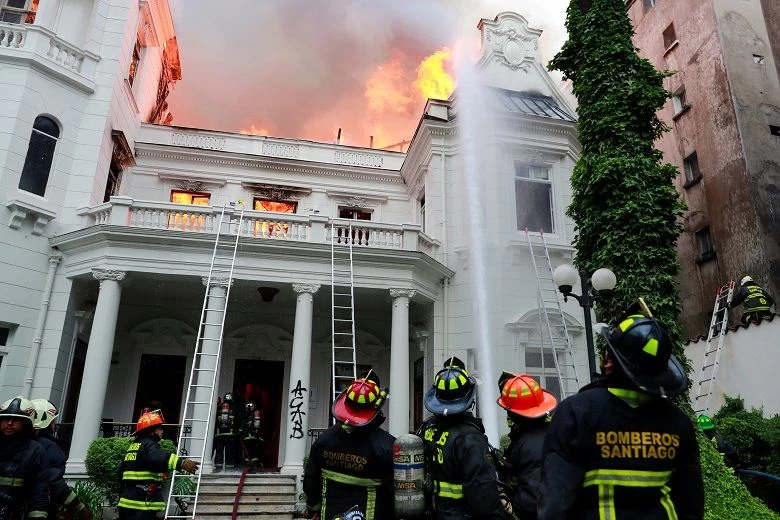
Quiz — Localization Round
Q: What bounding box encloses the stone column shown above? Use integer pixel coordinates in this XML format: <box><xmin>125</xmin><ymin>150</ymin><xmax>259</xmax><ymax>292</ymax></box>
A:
<box><xmin>389</xmin><ymin>288</ymin><xmax>415</xmax><ymax>436</ymax></box>
<box><xmin>33</xmin><ymin>0</ymin><xmax>60</xmax><ymax>30</ymax></box>
<box><xmin>281</xmin><ymin>283</ymin><xmax>320</xmax><ymax>476</ymax></box>
<box><xmin>199</xmin><ymin>277</ymin><xmax>231</xmax><ymax>473</ymax></box>
<box><xmin>65</xmin><ymin>269</ymin><xmax>125</xmax><ymax>475</ymax></box>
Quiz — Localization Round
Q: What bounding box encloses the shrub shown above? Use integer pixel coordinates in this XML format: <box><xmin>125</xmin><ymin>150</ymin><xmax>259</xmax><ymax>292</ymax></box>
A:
<box><xmin>72</xmin><ymin>480</ymin><xmax>104</xmax><ymax>519</ymax></box>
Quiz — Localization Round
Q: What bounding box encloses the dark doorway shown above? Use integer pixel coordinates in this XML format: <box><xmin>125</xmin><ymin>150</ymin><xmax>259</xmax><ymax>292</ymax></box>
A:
<box><xmin>133</xmin><ymin>354</ymin><xmax>186</xmax><ymax>424</ymax></box>
<box><xmin>413</xmin><ymin>357</ymin><xmax>425</xmax><ymax>432</ymax></box>
<box><xmin>62</xmin><ymin>339</ymin><xmax>88</xmax><ymax>423</ymax></box>
<box><xmin>233</xmin><ymin>359</ymin><xmax>285</xmax><ymax>469</ymax></box>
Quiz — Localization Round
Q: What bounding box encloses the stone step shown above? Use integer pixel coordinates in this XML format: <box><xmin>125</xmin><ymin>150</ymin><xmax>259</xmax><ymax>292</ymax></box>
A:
<box><xmin>194</xmin><ymin>502</ymin><xmax>296</xmax><ymax>514</ymax></box>
<box><xmin>192</xmin><ymin>515</ymin><xmax>294</xmax><ymax>520</ymax></box>
<box><xmin>198</xmin><ymin>493</ymin><xmax>294</xmax><ymax>504</ymax></box>
<box><xmin>199</xmin><ymin>484</ymin><xmax>295</xmax><ymax>494</ymax></box>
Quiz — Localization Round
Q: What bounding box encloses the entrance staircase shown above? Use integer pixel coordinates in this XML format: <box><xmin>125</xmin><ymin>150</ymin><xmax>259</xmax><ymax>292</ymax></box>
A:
<box><xmin>190</xmin><ymin>473</ymin><xmax>297</xmax><ymax>519</ymax></box>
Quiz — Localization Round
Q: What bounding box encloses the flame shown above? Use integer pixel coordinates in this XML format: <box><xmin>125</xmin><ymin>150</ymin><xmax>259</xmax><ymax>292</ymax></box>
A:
<box><xmin>415</xmin><ymin>47</ymin><xmax>455</xmax><ymax>100</ymax></box>
<box><xmin>240</xmin><ymin>125</ymin><xmax>270</xmax><ymax>136</ymax></box>
<box><xmin>364</xmin><ymin>56</ymin><xmax>416</xmax><ymax>114</ymax></box>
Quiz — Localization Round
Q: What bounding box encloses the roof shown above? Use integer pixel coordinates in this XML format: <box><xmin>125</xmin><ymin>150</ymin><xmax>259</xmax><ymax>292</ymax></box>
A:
<box><xmin>684</xmin><ymin>313</ymin><xmax>779</xmax><ymax>344</ymax></box>
<box><xmin>488</xmin><ymin>88</ymin><xmax>576</xmax><ymax>122</ymax></box>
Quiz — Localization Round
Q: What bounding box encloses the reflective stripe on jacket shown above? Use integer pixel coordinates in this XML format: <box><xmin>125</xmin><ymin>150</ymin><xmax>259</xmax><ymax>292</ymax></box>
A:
<box><xmin>118</xmin><ymin>435</ymin><xmax>179</xmax><ymax>512</ymax></box>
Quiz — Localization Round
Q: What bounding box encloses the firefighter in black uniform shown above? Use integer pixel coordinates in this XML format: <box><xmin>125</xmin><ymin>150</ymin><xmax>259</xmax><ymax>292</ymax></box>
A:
<box><xmin>420</xmin><ymin>356</ymin><xmax>505</xmax><ymax>519</ymax></box>
<box><xmin>240</xmin><ymin>401</ymin><xmax>264</xmax><ymax>470</ymax></box>
<box><xmin>117</xmin><ymin>410</ymin><xmax>199</xmax><ymax>519</ymax></box>
<box><xmin>213</xmin><ymin>392</ymin><xmax>238</xmax><ymax>471</ymax></box>
<box><xmin>31</xmin><ymin>399</ymin><xmax>91</xmax><ymax>520</ymax></box>
<box><xmin>303</xmin><ymin>370</ymin><xmax>395</xmax><ymax>520</ymax></box>
<box><xmin>729</xmin><ymin>275</ymin><xmax>774</xmax><ymax>324</ymax></box>
<box><xmin>538</xmin><ymin>306</ymin><xmax>704</xmax><ymax>520</ymax></box>
<box><xmin>496</xmin><ymin>373</ymin><xmax>557</xmax><ymax>520</ymax></box>
<box><xmin>0</xmin><ymin>396</ymin><xmax>49</xmax><ymax>520</ymax></box>
<box><xmin>697</xmin><ymin>415</ymin><xmax>739</xmax><ymax>468</ymax></box>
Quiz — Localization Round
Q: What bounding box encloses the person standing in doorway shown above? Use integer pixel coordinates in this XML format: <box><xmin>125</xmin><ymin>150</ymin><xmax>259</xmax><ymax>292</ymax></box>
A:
<box><xmin>239</xmin><ymin>401</ymin><xmax>264</xmax><ymax>470</ymax></box>
<box><xmin>213</xmin><ymin>392</ymin><xmax>238</xmax><ymax>471</ymax></box>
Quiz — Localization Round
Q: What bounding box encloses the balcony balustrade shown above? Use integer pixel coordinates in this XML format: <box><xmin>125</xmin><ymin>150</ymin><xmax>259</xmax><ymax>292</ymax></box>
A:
<box><xmin>78</xmin><ymin>197</ymin><xmax>437</xmax><ymax>256</ymax></box>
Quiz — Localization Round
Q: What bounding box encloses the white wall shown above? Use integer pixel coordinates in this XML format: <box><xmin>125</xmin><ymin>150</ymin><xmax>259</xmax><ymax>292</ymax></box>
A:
<box><xmin>686</xmin><ymin>318</ymin><xmax>780</xmax><ymax>416</ymax></box>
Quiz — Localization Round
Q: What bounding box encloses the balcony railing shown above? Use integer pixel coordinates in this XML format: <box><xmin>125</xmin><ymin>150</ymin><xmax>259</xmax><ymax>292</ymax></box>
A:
<box><xmin>0</xmin><ymin>21</ymin><xmax>98</xmax><ymax>89</ymax></box>
<box><xmin>78</xmin><ymin>197</ymin><xmax>438</xmax><ymax>256</ymax></box>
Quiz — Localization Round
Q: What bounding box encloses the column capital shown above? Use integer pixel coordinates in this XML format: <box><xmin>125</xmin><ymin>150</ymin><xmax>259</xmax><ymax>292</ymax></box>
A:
<box><xmin>389</xmin><ymin>288</ymin><xmax>416</xmax><ymax>300</ymax></box>
<box><xmin>202</xmin><ymin>277</ymin><xmax>233</xmax><ymax>288</ymax></box>
<box><xmin>92</xmin><ymin>268</ymin><xmax>126</xmax><ymax>282</ymax></box>
<box><xmin>292</xmin><ymin>283</ymin><xmax>321</xmax><ymax>295</ymax></box>
<box><xmin>49</xmin><ymin>253</ymin><xmax>62</xmax><ymax>266</ymax></box>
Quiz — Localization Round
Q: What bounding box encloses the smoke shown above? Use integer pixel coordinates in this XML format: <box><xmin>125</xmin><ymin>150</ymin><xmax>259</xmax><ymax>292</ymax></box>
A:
<box><xmin>166</xmin><ymin>0</ymin><xmax>569</xmax><ymax>147</ymax></box>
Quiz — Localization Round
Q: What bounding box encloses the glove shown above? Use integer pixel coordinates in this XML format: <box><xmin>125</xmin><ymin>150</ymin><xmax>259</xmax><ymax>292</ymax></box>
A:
<box><xmin>180</xmin><ymin>458</ymin><xmax>200</xmax><ymax>474</ymax></box>
<box><xmin>499</xmin><ymin>492</ymin><xmax>514</xmax><ymax>516</ymax></box>
<box><xmin>73</xmin><ymin>503</ymin><xmax>92</xmax><ymax>520</ymax></box>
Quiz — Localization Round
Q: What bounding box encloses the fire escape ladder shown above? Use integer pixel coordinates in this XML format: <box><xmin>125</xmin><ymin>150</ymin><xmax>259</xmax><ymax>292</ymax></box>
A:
<box><xmin>331</xmin><ymin>220</ymin><xmax>358</xmax><ymax>420</ymax></box>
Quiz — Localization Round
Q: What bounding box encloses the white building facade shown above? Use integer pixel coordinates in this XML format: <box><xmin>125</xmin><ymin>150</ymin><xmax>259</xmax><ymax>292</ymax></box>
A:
<box><xmin>0</xmin><ymin>1</ymin><xmax>587</xmax><ymax>476</ymax></box>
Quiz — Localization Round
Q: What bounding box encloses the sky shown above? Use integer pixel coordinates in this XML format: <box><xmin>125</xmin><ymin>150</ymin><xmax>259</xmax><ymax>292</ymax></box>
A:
<box><xmin>165</xmin><ymin>0</ymin><xmax>570</xmax><ymax>148</ymax></box>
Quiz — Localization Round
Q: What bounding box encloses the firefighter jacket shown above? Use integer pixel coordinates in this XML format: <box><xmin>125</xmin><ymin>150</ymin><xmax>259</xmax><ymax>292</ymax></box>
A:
<box><xmin>538</xmin><ymin>380</ymin><xmax>704</xmax><ymax>520</ymax></box>
<box><xmin>0</xmin><ymin>434</ymin><xmax>49</xmax><ymax>519</ymax></box>
<box><xmin>730</xmin><ymin>281</ymin><xmax>774</xmax><ymax>315</ymax></box>
<box><xmin>35</xmin><ymin>433</ymin><xmax>79</xmax><ymax>515</ymax></box>
<box><xmin>421</xmin><ymin>414</ymin><xmax>505</xmax><ymax>519</ymax></box>
<box><xmin>118</xmin><ymin>435</ymin><xmax>183</xmax><ymax>513</ymax></box>
<box><xmin>215</xmin><ymin>403</ymin><xmax>237</xmax><ymax>436</ymax></box>
<box><xmin>504</xmin><ymin>420</ymin><xmax>547</xmax><ymax>520</ymax></box>
<box><xmin>240</xmin><ymin>411</ymin><xmax>264</xmax><ymax>442</ymax></box>
<box><xmin>303</xmin><ymin>419</ymin><xmax>395</xmax><ymax>520</ymax></box>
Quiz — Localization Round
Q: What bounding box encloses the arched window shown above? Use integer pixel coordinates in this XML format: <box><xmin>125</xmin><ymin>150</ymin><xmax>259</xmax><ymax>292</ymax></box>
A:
<box><xmin>19</xmin><ymin>115</ymin><xmax>59</xmax><ymax>197</ymax></box>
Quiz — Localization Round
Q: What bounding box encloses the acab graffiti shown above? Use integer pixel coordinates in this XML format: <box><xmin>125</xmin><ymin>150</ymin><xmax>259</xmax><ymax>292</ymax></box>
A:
<box><xmin>289</xmin><ymin>379</ymin><xmax>307</xmax><ymax>439</ymax></box>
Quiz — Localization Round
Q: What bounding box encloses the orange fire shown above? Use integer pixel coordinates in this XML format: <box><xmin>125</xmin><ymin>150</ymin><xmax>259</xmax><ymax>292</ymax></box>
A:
<box><xmin>415</xmin><ymin>47</ymin><xmax>455</xmax><ymax>100</ymax></box>
<box><xmin>240</xmin><ymin>125</ymin><xmax>270</xmax><ymax>136</ymax></box>
<box><xmin>364</xmin><ymin>56</ymin><xmax>415</xmax><ymax>114</ymax></box>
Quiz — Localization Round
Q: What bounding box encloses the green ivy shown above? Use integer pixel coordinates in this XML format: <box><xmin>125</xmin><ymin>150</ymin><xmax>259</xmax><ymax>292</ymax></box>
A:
<box><xmin>549</xmin><ymin>0</ymin><xmax>776</xmax><ymax>515</ymax></box>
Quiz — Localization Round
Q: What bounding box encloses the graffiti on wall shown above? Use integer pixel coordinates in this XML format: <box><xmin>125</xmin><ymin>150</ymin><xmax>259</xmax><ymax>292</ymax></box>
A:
<box><xmin>289</xmin><ymin>379</ymin><xmax>307</xmax><ymax>439</ymax></box>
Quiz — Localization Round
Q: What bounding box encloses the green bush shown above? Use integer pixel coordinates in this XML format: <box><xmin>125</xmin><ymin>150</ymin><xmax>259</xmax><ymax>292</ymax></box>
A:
<box><xmin>72</xmin><ymin>480</ymin><xmax>104</xmax><ymax>519</ymax></box>
<box><xmin>699</xmin><ymin>432</ymin><xmax>779</xmax><ymax>519</ymax></box>
<box><xmin>85</xmin><ymin>436</ymin><xmax>179</xmax><ymax>506</ymax></box>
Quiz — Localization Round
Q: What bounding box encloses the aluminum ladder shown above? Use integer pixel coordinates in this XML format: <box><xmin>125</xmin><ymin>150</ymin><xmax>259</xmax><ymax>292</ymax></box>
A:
<box><xmin>525</xmin><ymin>229</ymin><xmax>581</xmax><ymax>399</ymax></box>
<box><xmin>331</xmin><ymin>220</ymin><xmax>358</xmax><ymax>413</ymax></box>
<box><xmin>693</xmin><ymin>281</ymin><xmax>735</xmax><ymax>415</ymax></box>
<box><xmin>165</xmin><ymin>206</ymin><xmax>244</xmax><ymax>519</ymax></box>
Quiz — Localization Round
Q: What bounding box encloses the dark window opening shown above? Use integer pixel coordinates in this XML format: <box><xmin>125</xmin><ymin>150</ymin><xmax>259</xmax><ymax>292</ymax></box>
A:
<box><xmin>663</xmin><ymin>23</ymin><xmax>677</xmax><ymax>50</ymax></box>
<box><xmin>339</xmin><ymin>208</ymin><xmax>371</xmax><ymax>220</ymax></box>
<box><xmin>0</xmin><ymin>0</ymin><xmax>38</xmax><ymax>23</ymax></box>
<box><xmin>419</xmin><ymin>194</ymin><xmax>426</xmax><ymax>233</ymax></box>
<box><xmin>770</xmin><ymin>125</ymin><xmax>780</xmax><ymax>137</ymax></box>
<box><xmin>754</xmin><ymin>54</ymin><xmax>765</xmax><ymax>65</ymax></box>
<box><xmin>696</xmin><ymin>227</ymin><xmax>716</xmax><ymax>263</ymax></box>
<box><xmin>0</xmin><ymin>327</ymin><xmax>9</xmax><ymax>346</ymax></box>
<box><xmin>515</xmin><ymin>162</ymin><xmax>554</xmax><ymax>234</ymax></box>
<box><xmin>128</xmin><ymin>39</ymin><xmax>141</xmax><ymax>87</ymax></box>
<box><xmin>19</xmin><ymin>115</ymin><xmax>60</xmax><ymax>197</ymax></box>
<box><xmin>103</xmin><ymin>162</ymin><xmax>122</xmax><ymax>203</ymax></box>
<box><xmin>643</xmin><ymin>0</ymin><xmax>657</xmax><ymax>13</ymax></box>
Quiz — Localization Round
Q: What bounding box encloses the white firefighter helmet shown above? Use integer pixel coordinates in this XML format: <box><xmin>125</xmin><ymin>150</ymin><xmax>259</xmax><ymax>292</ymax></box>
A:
<box><xmin>741</xmin><ymin>275</ymin><xmax>753</xmax><ymax>285</ymax></box>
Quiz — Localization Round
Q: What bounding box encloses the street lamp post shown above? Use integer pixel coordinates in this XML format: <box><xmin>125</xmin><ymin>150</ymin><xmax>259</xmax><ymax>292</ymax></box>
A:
<box><xmin>552</xmin><ymin>264</ymin><xmax>617</xmax><ymax>380</ymax></box>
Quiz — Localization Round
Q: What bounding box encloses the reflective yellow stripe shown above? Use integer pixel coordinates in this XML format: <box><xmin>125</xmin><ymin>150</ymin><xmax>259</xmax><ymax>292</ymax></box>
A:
<box><xmin>28</xmin><ymin>512</ymin><xmax>48</xmax><ymax>519</ymax></box>
<box><xmin>122</xmin><ymin>470</ymin><xmax>163</xmax><ymax>481</ymax></box>
<box><xmin>0</xmin><ymin>476</ymin><xmax>24</xmax><ymax>487</ymax></box>
<box><xmin>366</xmin><ymin>486</ymin><xmax>376</xmax><ymax>520</ymax></box>
<box><xmin>607</xmin><ymin>388</ymin><xmax>652</xmax><ymax>408</ymax></box>
<box><xmin>598</xmin><ymin>484</ymin><xmax>616</xmax><ymax>520</ymax></box>
<box><xmin>168</xmin><ymin>454</ymin><xmax>179</xmax><ymax>471</ymax></box>
<box><xmin>118</xmin><ymin>497</ymin><xmax>165</xmax><ymax>511</ymax></box>
<box><xmin>321</xmin><ymin>469</ymin><xmax>382</xmax><ymax>487</ymax></box>
<box><xmin>660</xmin><ymin>485</ymin><xmax>678</xmax><ymax>520</ymax></box>
<box><xmin>434</xmin><ymin>480</ymin><xmax>464</xmax><ymax>499</ymax></box>
<box><xmin>584</xmin><ymin>468</ymin><xmax>672</xmax><ymax>487</ymax></box>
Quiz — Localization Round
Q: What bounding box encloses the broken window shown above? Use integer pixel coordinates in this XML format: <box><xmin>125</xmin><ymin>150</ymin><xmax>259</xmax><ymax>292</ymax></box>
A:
<box><xmin>683</xmin><ymin>152</ymin><xmax>701</xmax><ymax>183</ymax></box>
<box><xmin>515</xmin><ymin>163</ymin><xmax>554</xmax><ymax>234</ymax></box>
<box><xmin>753</xmin><ymin>54</ymin><xmax>765</xmax><ymax>65</ymax></box>
<box><xmin>128</xmin><ymin>39</ymin><xmax>142</xmax><ymax>87</ymax></box>
<box><xmin>696</xmin><ymin>227</ymin><xmax>715</xmax><ymax>262</ymax></box>
<box><xmin>0</xmin><ymin>0</ymin><xmax>37</xmax><ymax>24</ymax></box>
<box><xmin>169</xmin><ymin>190</ymin><xmax>210</xmax><ymax>230</ymax></box>
<box><xmin>19</xmin><ymin>115</ymin><xmax>60</xmax><ymax>197</ymax></box>
<box><xmin>253</xmin><ymin>198</ymin><xmax>298</xmax><ymax>237</ymax></box>
<box><xmin>770</xmin><ymin>125</ymin><xmax>780</xmax><ymax>137</ymax></box>
<box><xmin>663</xmin><ymin>23</ymin><xmax>677</xmax><ymax>50</ymax></box>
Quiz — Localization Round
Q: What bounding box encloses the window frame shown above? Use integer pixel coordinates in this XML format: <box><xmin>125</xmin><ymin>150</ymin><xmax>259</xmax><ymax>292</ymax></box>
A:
<box><xmin>642</xmin><ymin>0</ymin><xmax>657</xmax><ymax>13</ymax></box>
<box><xmin>338</xmin><ymin>207</ymin><xmax>372</xmax><ymax>220</ymax></box>
<box><xmin>695</xmin><ymin>226</ymin><xmax>716</xmax><ymax>263</ymax></box>
<box><xmin>128</xmin><ymin>38</ymin><xmax>142</xmax><ymax>87</ymax></box>
<box><xmin>18</xmin><ymin>115</ymin><xmax>60</xmax><ymax>198</ymax></box>
<box><xmin>662</xmin><ymin>23</ymin><xmax>677</xmax><ymax>51</ymax></box>
<box><xmin>252</xmin><ymin>198</ymin><xmax>298</xmax><ymax>214</ymax></box>
<box><xmin>0</xmin><ymin>0</ymin><xmax>38</xmax><ymax>24</ymax></box>
<box><xmin>683</xmin><ymin>151</ymin><xmax>702</xmax><ymax>186</ymax></box>
<box><xmin>514</xmin><ymin>161</ymin><xmax>555</xmax><ymax>234</ymax></box>
<box><xmin>170</xmin><ymin>190</ymin><xmax>211</xmax><ymax>206</ymax></box>
<box><xmin>672</xmin><ymin>87</ymin><xmax>688</xmax><ymax>116</ymax></box>
<box><xmin>418</xmin><ymin>194</ymin><xmax>426</xmax><ymax>233</ymax></box>
<box><xmin>524</xmin><ymin>346</ymin><xmax>563</xmax><ymax>401</ymax></box>
<box><xmin>0</xmin><ymin>325</ymin><xmax>12</xmax><ymax>383</ymax></box>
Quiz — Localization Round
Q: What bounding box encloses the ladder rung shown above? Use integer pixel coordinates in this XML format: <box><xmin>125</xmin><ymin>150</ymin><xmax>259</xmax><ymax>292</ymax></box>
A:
<box><xmin>199</xmin><ymin>337</ymin><xmax>223</xmax><ymax>342</ymax></box>
<box><xmin>334</xmin><ymin>305</ymin><xmax>352</xmax><ymax>309</ymax></box>
<box><xmin>698</xmin><ymin>378</ymin><xmax>714</xmax><ymax>384</ymax></box>
<box><xmin>185</xmin><ymin>401</ymin><xmax>213</xmax><ymax>405</ymax></box>
<box><xmin>192</xmin><ymin>368</ymin><xmax>216</xmax><ymax>372</ymax></box>
<box><xmin>334</xmin><ymin>332</ymin><xmax>353</xmax><ymax>335</ymax></box>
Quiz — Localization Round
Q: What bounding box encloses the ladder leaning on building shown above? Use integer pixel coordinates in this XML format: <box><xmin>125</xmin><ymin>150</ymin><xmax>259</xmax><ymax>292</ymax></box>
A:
<box><xmin>165</xmin><ymin>206</ymin><xmax>245</xmax><ymax>519</ymax></box>
<box><xmin>525</xmin><ymin>229</ymin><xmax>581</xmax><ymax>399</ymax></box>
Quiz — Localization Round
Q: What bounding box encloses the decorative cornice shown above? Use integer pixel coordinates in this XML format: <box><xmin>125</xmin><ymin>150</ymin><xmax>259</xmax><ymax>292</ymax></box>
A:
<box><xmin>389</xmin><ymin>288</ymin><xmax>416</xmax><ymax>299</ymax></box>
<box><xmin>174</xmin><ymin>180</ymin><xmax>207</xmax><ymax>192</ymax></box>
<box><xmin>292</xmin><ymin>283</ymin><xmax>321</xmax><ymax>295</ymax></box>
<box><xmin>157</xmin><ymin>172</ymin><xmax>228</xmax><ymax>187</ymax></box>
<box><xmin>92</xmin><ymin>268</ymin><xmax>126</xmax><ymax>282</ymax></box>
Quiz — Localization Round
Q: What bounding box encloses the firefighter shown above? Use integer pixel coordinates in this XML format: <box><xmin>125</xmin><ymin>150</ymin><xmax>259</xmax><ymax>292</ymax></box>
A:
<box><xmin>420</xmin><ymin>356</ymin><xmax>505</xmax><ymax>519</ymax></box>
<box><xmin>303</xmin><ymin>369</ymin><xmax>395</xmax><ymax>520</ymax></box>
<box><xmin>0</xmin><ymin>396</ymin><xmax>49</xmax><ymax>519</ymax></box>
<box><xmin>538</xmin><ymin>307</ymin><xmax>704</xmax><ymax>519</ymax></box>
<box><xmin>31</xmin><ymin>399</ymin><xmax>91</xmax><ymax>520</ymax></box>
<box><xmin>496</xmin><ymin>373</ymin><xmax>557</xmax><ymax>520</ymax></box>
<box><xmin>729</xmin><ymin>275</ymin><xmax>774</xmax><ymax>324</ymax></box>
<box><xmin>239</xmin><ymin>402</ymin><xmax>264</xmax><ymax>470</ymax></box>
<box><xmin>213</xmin><ymin>392</ymin><xmax>238</xmax><ymax>471</ymax></box>
<box><xmin>697</xmin><ymin>415</ymin><xmax>739</xmax><ymax>468</ymax></box>
<box><xmin>117</xmin><ymin>410</ymin><xmax>199</xmax><ymax>519</ymax></box>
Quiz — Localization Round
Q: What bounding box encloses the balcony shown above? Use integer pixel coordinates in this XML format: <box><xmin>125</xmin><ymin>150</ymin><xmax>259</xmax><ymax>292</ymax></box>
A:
<box><xmin>77</xmin><ymin>196</ymin><xmax>440</xmax><ymax>257</ymax></box>
<box><xmin>0</xmin><ymin>21</ymin><xmax>98</xmax><ymax>92</ymax></box>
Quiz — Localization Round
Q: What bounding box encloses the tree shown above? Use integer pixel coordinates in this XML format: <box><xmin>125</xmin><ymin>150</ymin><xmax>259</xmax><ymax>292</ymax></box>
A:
<box><xmin>549</xmin><ymin>0</ymin><xmax>779</xmax><ymax>516</ymax></box>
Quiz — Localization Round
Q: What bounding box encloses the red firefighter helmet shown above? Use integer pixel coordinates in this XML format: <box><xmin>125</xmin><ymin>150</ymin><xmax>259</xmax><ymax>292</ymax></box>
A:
<box><xmin>134</xmin><ymin>409</ymin><xmax>165</xmax><ymax>435</ymax></box>
<box><xmin>496</xmin><ymin>373</ymin><xmax>557</xmax><ymax>419</ymax></box>
<box><xmin>332</xmin><ymin>375</ymin><xmax>388</xmax><ymax>427</ymax></box>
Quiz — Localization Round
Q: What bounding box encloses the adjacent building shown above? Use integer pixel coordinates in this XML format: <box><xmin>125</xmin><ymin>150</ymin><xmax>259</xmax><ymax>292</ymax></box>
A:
<box><xmin>0</xmin><ymin>1</ymin><xmax>585</xmax><ymax>476</ymax></box>
<box><xmin>626</xmin><ymin>0</ymin><xmax>780</xmax><ymax>339</ymax></box>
